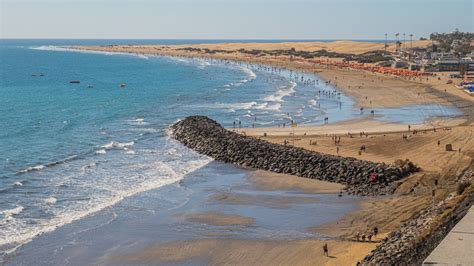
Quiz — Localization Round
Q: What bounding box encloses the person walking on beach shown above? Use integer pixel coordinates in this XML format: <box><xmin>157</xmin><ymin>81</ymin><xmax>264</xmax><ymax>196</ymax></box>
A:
<box><xmin>373</xmin><ymin>227</ymin><xmax>378</xmax><ymax>237</ymax></box>
<box><xmin>323</xmin><ymin>243</ymin><xmax>329</xmax><ymax>257</ymax></box>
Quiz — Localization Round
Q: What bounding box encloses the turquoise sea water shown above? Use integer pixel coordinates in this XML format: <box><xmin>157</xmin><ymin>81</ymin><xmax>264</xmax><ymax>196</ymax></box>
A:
<box><xmin>0</xmin><ymin>39</ymin><xmax>461</xmax><ymax>259</ymax></box>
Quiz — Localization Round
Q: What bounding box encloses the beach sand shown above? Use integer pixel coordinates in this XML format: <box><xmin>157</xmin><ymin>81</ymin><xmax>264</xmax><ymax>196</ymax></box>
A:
<box><xmin>241</xmin><ymin>122</ymin><xmax>474</xmax><ymax>251</ymax></box>
<box><xmin>235</xmin><ymin>118</ymin><xmax>466</xmax><ymax>137</ymax></box>
<box><xmin>177</xmin><ymin>212</ymin><xmax>255</xmax><ymax>226</ymax></box>
<box><xmin>211</xmin><ymin>191</ymin><xmax>322</xmax><ymax>208</ymax></box>
<box><xmin>239</xmin><ymin>124</ymin><xmax>473</xmax><ymax>173</ymax></box>
<box><xmin>77</xmin><ymin>40</ymin><xmax>431</xmax><ymax>55</ymax></box>
<box><xmin>111</xmin><ymin>239</ymin><xmax>376</xmax><ymax>266</ymax></box>
<box><xmin>248</xmin><ymin>170</ymin><xmax>345</xmax><ymax>194</ymax></box>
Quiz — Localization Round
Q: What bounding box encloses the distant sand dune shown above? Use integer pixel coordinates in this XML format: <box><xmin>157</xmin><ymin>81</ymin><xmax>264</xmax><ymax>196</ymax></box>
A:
<box><xmin>162</xmin><ymin>40</ymin><xmax>432</xmax><ymax>54</ymax></box>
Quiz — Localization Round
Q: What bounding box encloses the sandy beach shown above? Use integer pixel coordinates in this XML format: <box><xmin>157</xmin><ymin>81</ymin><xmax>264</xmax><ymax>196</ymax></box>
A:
<box><xmin>112</xmin><ymin>239</ymin><xmax>376</xmax><ymax>266</ymax></box>
<box><xmin>74</xmin><ymin>40</ymin><xmax>474</xmax><ymax>265</ymax></box>
<box><xmin>248</xmin><ymin>170</ymin><xmax>344</xmax><ymax>194</ymax></box>
<box><xmin>177</xmin><ymin>212</ymin><xmax>255</xmax><ymax>227</ymax></box>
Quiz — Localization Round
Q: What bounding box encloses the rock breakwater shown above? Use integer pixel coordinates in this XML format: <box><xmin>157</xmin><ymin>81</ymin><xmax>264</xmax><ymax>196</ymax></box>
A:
<box><xmin>361</xmin><ymin>170</ymin><xmax>473</xmax><ymax>265</ymax></box>
<box><xmin>171</xmin><ymin>116</ymin><xmax>418</xmax><ymax>196</ymax></box>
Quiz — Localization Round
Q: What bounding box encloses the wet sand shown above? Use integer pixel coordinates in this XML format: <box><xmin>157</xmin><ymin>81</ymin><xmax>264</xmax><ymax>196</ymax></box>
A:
<box><xmin>212</xmin><ymin>191</ymin><xmax>321</xmax><ymax>208</ymax></box>
<box><xmin>102</xmin><ymin>170</ymin><xmax>370</xmax><ymax>265</ymax></box>
<box><xmin>111</xmin><ymin>239</ymin><xmax>376</xmax><ymax>266</ymax></box>
<box><xmin>177</xmin><ymin>212</ymin><xmax>255</xmax><ymax>226</ymax></box>
<box><xmin>249</xmin><ymin>170</ymin><xmax>344</xmax><ymax>194</ymax></box>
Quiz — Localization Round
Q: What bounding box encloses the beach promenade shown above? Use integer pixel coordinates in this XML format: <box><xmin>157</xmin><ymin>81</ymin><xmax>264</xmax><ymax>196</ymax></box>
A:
<box><xmin>423</xmin><ymin>207</ymin><xmax>474</xmax><ymax>265</ymax></box>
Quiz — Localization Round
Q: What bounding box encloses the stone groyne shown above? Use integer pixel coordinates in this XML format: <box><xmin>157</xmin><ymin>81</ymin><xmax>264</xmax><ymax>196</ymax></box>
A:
<box><xmin>171</xmin><ymin>116</ymin><xmax>418</xmax><ymax>196</ymax></box>
<box><xmin>361</xmin><ymin>170</ymin><xmax>473</xmax><ymax>265</ymax></box>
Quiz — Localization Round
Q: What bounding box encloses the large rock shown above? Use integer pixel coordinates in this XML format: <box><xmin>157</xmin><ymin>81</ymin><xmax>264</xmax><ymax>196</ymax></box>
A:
<box><xmin>171</xmin><ymin>116</ymin><xmax>418</xmax><ymax>196</ymax></box>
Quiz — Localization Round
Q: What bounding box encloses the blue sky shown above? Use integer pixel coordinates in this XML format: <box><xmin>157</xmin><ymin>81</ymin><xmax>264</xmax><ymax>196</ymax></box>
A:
<box><xmin>1</xmin><ymin>0</ymin><xmax>472</xmax><ymax>39</ymax></box>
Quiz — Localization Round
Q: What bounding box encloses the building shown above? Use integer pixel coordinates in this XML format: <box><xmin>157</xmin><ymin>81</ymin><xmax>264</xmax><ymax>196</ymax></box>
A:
<box><xmin>430</xmin><ymin>52</ymin><xmax>457</xmax><ymax>61</ymax></box>
<box><xmin>436</xmin><ymin>59</ymin><xmax>461</xmax><ymax>71</ymax></box>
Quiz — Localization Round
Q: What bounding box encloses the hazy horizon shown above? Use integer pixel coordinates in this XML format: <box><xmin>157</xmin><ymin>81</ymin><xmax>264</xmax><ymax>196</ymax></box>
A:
<box><xmin>1</xmin><ymin>0</ymin><xmax>472</xmax><ymax>40</ymax></box>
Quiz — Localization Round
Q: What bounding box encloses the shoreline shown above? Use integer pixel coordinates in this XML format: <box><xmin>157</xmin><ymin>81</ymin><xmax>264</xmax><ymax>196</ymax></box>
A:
<box><xmin>73</xmin><ymin>44</ymin><xmax>473</xmax><ymax>125</ymax></box>
<box><xmin>55</xmin><ymin>43</ymin><xmax>474</xmax><ymax>264</ymax></box>
<box><xmin>6</xmin><ymin>161</ymin><xmax>367</xmax><ymax>265</ymax></box>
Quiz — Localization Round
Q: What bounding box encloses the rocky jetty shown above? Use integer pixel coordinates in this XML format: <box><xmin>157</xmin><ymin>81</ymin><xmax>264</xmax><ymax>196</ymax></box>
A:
<box><xmin>171</xmin><ymin>116</ymin><xmax>418</xmax><ymax>196</ymax></box>
<box><xmin>361</xmin><ymin>170</ymin><xmax>473</xmax><ymax>265</ymax></box>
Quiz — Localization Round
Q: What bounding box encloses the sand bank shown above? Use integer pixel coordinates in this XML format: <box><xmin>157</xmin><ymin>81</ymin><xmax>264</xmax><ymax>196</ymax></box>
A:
<box><xmin>177</xmin><ymin>212</ymin><xmax>254</xmax><ymax>226</ymax></box>
<box><xmin>249</xmin><ymin>170</ymin><xmax>345</xmax><ymax>194</ymax></box>
<box><xmin>212</xmin><ymin>192</ymin><xmax>321</xmax><ymax>208</ymax></box>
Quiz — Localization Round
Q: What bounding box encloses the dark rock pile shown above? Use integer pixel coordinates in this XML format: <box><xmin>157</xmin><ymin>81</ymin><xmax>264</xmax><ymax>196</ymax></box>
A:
<box><xmin>361</xmin><ymin>170</ymin><xmax>473</xmax><ymax>265</ymax></box>
<box><xmin>171</xmin><ymin>116</ymin><xmax>418</xmax><ymax>196</ymax></box>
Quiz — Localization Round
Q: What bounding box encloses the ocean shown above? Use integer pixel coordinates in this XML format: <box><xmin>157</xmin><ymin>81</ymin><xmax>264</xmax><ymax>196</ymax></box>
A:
<box><xmin>0</xmin><ymin>39</ymin><xmax>461</xmax><ymax>262</ymax></box>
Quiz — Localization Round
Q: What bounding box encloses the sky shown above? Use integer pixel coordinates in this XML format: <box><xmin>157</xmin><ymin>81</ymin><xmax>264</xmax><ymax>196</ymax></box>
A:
<box><xmin>1</xmin><ymin>0</ymin><xmax>472</xmax><ymax>40</ymax></box>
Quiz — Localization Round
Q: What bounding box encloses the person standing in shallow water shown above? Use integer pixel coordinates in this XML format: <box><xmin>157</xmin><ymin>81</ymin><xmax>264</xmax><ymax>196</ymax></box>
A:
<box><xmin>323</xmin><ymin>243</ymin><xmax>329</xmax><ymax>257</ymax></box>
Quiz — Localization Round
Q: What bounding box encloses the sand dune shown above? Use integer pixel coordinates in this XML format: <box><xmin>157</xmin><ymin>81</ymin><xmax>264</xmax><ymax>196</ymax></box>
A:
<box><xmin>169</xmin><ymin>40</ymin><xmax>432</xmax><ymax>54</ymax></box>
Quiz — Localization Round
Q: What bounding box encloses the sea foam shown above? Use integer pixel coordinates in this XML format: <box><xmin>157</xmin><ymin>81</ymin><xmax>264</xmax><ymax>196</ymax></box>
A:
<box><xmin>31</xmin><ymin>46</ymin><xmax>149</xmax><ymax>60</ymax></box>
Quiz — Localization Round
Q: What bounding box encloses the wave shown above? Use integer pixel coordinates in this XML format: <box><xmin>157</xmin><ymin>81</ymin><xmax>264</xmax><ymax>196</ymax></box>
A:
<box><xmin>241</xmin><ymin>67</ymin><xmax>257</xmax><ymax>81</ymax></box>
<box><xmin>31</xmin><ymin>46</ymin><xmax>149</xmax><ymax>60</ymax></box>
<box><xmin>43</xmin><ymin>197</ymin><xmax>57</xmax><ymax>205</ymax></box>
<box><xmin>0</xmin><ymin>150</ymin><xmax>212</xmax><ymax>259</ymax></box>
<box><xmin>100</xmin><ymin>141</ymin><xmax>134</xmax><ymax>150</ymax></box>
<box><xmin>81</xmin><ymin>162</ymin><xmax>98</xmax><ymax>171</ymax></box>
<box><xmin>0</xmin><ymin>206</ymin><xmax>24</xmax><ymax>220</ymax></box>
<box><xmin>17</xmin><ymin>155</ymin><xmax>79</xmax><ymax>174</ymax></box>
<box><xmin>265</xmin><ymin>103</ymin><xmax>282</xmax><ymax>111</ymax></box>
<box><xmin>18</xmin><ymin>165</ymin><xmax>44</xmax><ymax>173</ymax></box>
<box><xmin>164</xmin><ymin>56</ymin><xmax>212</xmax><ymax>69</ymax></box>
<box><xmin>126</xmin><ymin>118</ymin><xmax>144</xmax><ymax>123</ymax></box>
<box><xmin>95</xmin><ymin>149</ymin><xmax>107</xmax><ymax>155</ymax></box>
<box><xmin>197</xmin><ymin>61</ymin><xmax>211</xmax><ymax>69</ymax></box>
<box><xmin>206</xmin><ymin>99</ymin><xmax>284</xmax><ymax>112</ymax></box>
<box><xmin>125</xmin><ymin>118</ymin><xmax>149</xmax><ymax>126</ymax></box>
<box><xmin>262</xmin><ymin>81</ymin><xmax>297</xmax><ymax>103</ymax></box>
<box><xmin>210</xmin><ymin>101</ymin><xmax>258</xmax><ymax>111</ymax></box>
